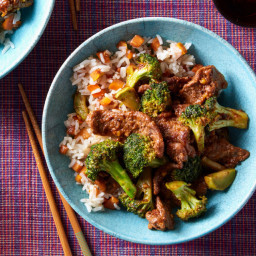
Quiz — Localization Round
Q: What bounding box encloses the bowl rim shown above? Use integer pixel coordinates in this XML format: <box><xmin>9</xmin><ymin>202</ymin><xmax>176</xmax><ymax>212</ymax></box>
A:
<box><xmin>42</xmin><ymin>17</ymin><xmax>256</xmax><ymax>245</ymax></box>
<box><xmin>0</xmin><ymin>0</ymin><xmax>56</xmax><ymax>79</ymax></box>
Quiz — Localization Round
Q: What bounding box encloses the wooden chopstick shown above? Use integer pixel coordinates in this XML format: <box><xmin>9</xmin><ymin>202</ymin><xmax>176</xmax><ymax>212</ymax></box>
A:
<box><xmin>76</xmin><ymin>0</ymin><xmax>80</xmax><ymax>12</ymax></box>
<box><xmin>19</xmin><ymin>84</ymin><xmax>92</xmax><ymax>256</ymax></box>
<box><xmin>22</xmin><ymin>111</ymin><xmax>73</xmax><ymax>256</ymax></box>
<box><xmin>68</xmin><ymin>0</ymin><xmax>78</xmax><ymax>30</ymax></box>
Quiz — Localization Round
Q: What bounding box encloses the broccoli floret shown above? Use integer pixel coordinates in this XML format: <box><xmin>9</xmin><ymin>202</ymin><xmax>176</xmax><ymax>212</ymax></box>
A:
<box><xmin>119</xmin><ymin>168</ymin><xmax>154</xmax><ymax>218</ymax></box>
<box><xmin>179</xmin><ymin>104</ymin><xmax>211</xmax><ymax>153</ymax></box>
<box><xmin>205</xmin><ymin>97</ymin><xmax>248</xmax><ymax>131</ymax></box>
<box><xmin>123</xmin><ymin>133</ymin><xmax>166</xmax><ymax>178</ymax></box>
<box><xmin>166</xmin><ymin>181</ymin><xmax>207</xmax><ymax>221</ymax></box>
<box><xmin>171</xmin><ymin>156</ymin><xmax>202</xmax><ymax>183</ymax></box>
<box><xmin>85</xmin><ymin>139</ymin><xmax>137</xmax><ymax>198</ymax></box>
<box><xmin>126</xmin><ymin>53</ymin><xmax>162</xmax><ymax>88</ymax></box>
<box><xmin>140</xmin><ymin>81</ymin><xmax>171</xmax><ymax>117</ymax></box>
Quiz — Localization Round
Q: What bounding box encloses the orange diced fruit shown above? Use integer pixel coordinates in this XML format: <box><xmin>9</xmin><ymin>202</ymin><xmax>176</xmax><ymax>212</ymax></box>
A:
<box><xmin>126</xmin><ymin>50</ymin><xmax>134</xmax><ymax>59</ymax></box>
<box><xmin>72</xmin><ymin>162</ymin><xmax>83</xmax><ymax>172</ymax></box>
<box><xmin>59</xmin><ymin>145</ymin><xmax>68</xmax><ymax>155</ymax></box>
<box><xmin>75</xmin><ymin>174</ymin><xmax>82</xmax><ymax>183</ymax></box>
<box><xmin>100</xmin><ymin>97</ymin><xmax>112</xmax><ymax>106</ymax></box>
<box><xmin>126</xmin><ymin>64</ymin><xmax>137</xmax><ymax>76</ymax></box>
<box><xmin>87</xmin><ymin>84</ymin><xmax>100</xmax><ymax>92</ymax></box>
<box><xmin>67</xmin><ymin>126</ymin><xmax>76</xmax><ymax>136</ymax></box>
<box><xmin>117</xmin><ymin>41</ymin><xmax>127</xmax><ymax>49</ymax></box>
<box><xmin>75</xmin><ymin>128</ymin><xmax>90</xmax><ymax>139</ymax></box>
<box><xmin>95</xmin><ymin>179</ymin><xmax>107</xmax><ymax>192</ymax></box>
<box><xmin>109</xmin><ymin>79</ymin><xmax>125</xmax><ymax>90</ymax></box>
<box><xmin>92</xmin><ymin>89</ymin><xmax>106</xmax><ymax>98</ymax></box>
<box><xmin>103</xmin><ymin>196</ymin><xmax>119</xmax><ymax>210</ymax></box>
<box><xmin>96</xmin><ymin>50</ymin><xmax>111</xmax><ymax>63</ymax></box>
<box><xmin>130</xmin><ymin>35</ymin><xmax>144</xmax><ymax>48</ymax></box>
<box><xmin>90</xmin><ymin>69</ymin><xmax>103</xmax><ymax>81</ymax></box>
<box><xmin>151</xmin><ymin>37</ymin><xmax>160</xmax><ymax>51</ymax></box>
<box><xmin>2</xmin><ymin>15</ymin><xmax>14</xmax><ymax>30</ymax></box>
<box><xmin>176</xmin><ymin>42</ymin><xmax>187</xmax><ymax>55</ymax></box>
<box><xmin>94</xmin><ymin>187</ymin><xmax>100</xmax><ymax>196</ymax></box>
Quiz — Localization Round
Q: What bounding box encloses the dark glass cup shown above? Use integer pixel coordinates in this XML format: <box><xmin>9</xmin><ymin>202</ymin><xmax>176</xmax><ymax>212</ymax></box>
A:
<box><xmin>213</xmin><ymin>0</ymin><xmax>256</xmax><ymax>27</ymax></box>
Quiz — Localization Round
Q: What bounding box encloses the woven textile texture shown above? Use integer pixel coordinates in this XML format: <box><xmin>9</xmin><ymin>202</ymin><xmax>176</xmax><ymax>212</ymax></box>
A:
<box><xmin>0</xmin><ymin>0</ymin><xmax>256</xmax><ymax>255</ymax></box>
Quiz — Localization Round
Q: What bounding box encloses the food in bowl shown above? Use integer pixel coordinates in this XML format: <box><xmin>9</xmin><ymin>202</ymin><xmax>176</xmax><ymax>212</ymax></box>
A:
<box><xmin>59</xmin><ymin>34</ymin><xmax>250</xmax><ymax>231</ymax></box>
<box><xmin>0</xmin><ymin>0</ymin><xmax>33</xmax><ymax>54</ymax></box>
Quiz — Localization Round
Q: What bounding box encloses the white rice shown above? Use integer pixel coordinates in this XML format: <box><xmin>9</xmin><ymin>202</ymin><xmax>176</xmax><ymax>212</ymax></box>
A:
<box><xmin>0</xmin><ymin>11</ymin><xmax>21</xmax><ymax>54</ymax></box>
<box><xmin>61</xmin><ymin>35</ymin><xmax>196</xmax><ymax>212</ymax></box>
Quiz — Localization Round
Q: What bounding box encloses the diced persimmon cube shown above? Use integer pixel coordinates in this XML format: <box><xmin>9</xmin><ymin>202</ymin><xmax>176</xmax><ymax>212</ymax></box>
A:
<box><xmin>117</xmin><ymin>41</ymin><xmax>127</xmax><ymax>49</ymax></box>
<box><xmin>59</xmin><ymin>145</ymin><xmax>68</xmax><ymax>155</ymax></box>
<box><xmin>67</xmin><ymin>126</ymin><xmax>76</xmax><ymax>136</ymax></box>
<box><xmin>109</xmin><ymin>79</ymin><xmax>125</xmax><ymax>90</ymax></box>
<box><xmin>92</xmin><ymin>89</ymin><xmax>106</xmax><ymax>98</ymax></box>
<box><xmin>151</xmin><ymin>37</ymin><xmax>160</xmax><ymax>51</ymax></box>
<box><xmin>130</xmin><ymin>35</ymin><xmax>144</xmax><ymax>48</ymax></box>
<box><xmin>126</xmin><ymin>50</ymin><xmax>134</xmax><ymax>59</ymax></box>
<box><xmin>80</xmin><ymin>166</ymin><xmax>87</xmax><ymax>174</ymax></box>
<box><xmin>90</xmin><ymin>69</ymin><xmax>103</xmax><ymax>81</ymax></box>
<box><xmin>100</xmin><ymin>97</ymin><xmax>112</xmax><ymax>106</ymax></box>
<box><xmin>75</xmin><ymin>128</ymin><xmax>90</xmax><ymax>139</ymax></box>
<box><xmin>126</xmin><ymin>64</ymin><xmax>137</xmax><ymax>76</ymax></box>
<box><xmin>95</xmin><ymin>179</ymin><xmax>107</xmax><ymax>192</ymax></box>
<box><xmin>96</xmin><ymin>50</ymin><xmax>111</xmax><ymax>63</ymax></box>
<box><xmin>103</xmin><ymin>196</ymin><xmax>119</xmax><ymax>210</ymax></box>
<box><xmin>72</xmin><ymin>162</ymin><xmax>83</xmax><ymax>172</ymax></box>
<box><xmin>176</xmin><ymin>42</ymin><xmax>187</xmax><ymax>55</ymax></box>
<box><xmin>75</xmin><ymin>174</ymin><xmax>82</xmax><ymax>183</ymax></box>
<box><xmin>2</xmin><ymin>15</ymin><xmax>14</xmax><ymax>30</ymax></box>
<box><xmin>87</xmin><ymin>84</ymin><xmax>100</xmax><ymax>92</ymax></box>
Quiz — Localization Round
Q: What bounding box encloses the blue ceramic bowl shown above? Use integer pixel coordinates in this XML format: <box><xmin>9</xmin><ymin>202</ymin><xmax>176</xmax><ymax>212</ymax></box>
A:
<box><xmin>42</xmin><ymin>18</ymin><xmax>256</xmax><ymax>245</ymax></box>
<box><xmin>0</xmin><ymin>0</ymin><xmax>55</xmax><ymax>78</ymax></box>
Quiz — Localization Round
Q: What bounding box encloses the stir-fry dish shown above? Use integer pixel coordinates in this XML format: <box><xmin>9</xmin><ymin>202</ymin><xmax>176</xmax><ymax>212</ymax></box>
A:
<box><xmin>59</xmin><ymin>35</ymin><xmax>250</xmax><ymax>231</ymax></box>
<box><xmin>0</xmin><ymin>0</ymin><xmax>33</xmax><ymax>54</ymax></box>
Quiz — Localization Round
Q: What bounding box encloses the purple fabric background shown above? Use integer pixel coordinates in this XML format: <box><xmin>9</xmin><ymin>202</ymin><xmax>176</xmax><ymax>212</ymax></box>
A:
<box><xmin>1</xmin><ymin>0</ymin><xmax>256</xmax><ymax>255</ymax></box>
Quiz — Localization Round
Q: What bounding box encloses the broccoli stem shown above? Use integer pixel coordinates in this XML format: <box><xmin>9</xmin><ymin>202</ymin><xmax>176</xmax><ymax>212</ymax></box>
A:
<box><xmin>189</xmin><ymin>123</ymin><xmax>205</xmax><ymax>153</ymax></box>
<box><xmin>103</xmin><ymin>160</ymin><xmax>137</xmax><ymax>198</ymax></box>
<box><xmin>148</xmin><ymin>157</ymin><xmax>167</xmax><ymax>168</ymax></box>
<box><xmin>208</xmin><ymin>109</ymin><xmax>248</xmax><ymax>131</ymax></box>
<box><xmin>127</xmin><ymin>69</ymin><xmax>148</xmax><ymax>88</ymax></box>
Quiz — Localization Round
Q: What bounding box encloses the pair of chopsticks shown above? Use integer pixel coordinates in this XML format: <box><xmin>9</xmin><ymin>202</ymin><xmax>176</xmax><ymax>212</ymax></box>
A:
<box><xmin>69</xmin><ymin>0</ymin><xmax>80</xmax><ymax>30</ymax></box>
<box><xmin>18</xmin><ymin>84</ymin><xmax>92</xmax><ymax>256</ymax></box>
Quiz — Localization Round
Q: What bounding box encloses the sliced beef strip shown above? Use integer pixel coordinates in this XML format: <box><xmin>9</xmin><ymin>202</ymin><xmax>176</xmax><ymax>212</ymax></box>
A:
<box><xmin>87</xmin><ymin>110</ymin><xmax>164</xmax><ymax>158</ymax></box>
<box><xmin>179</xmin><ymin>65</ymin><xmax>228</xmax><ymax>105</ymax></box>
<box><xmin>204</xmin><ymin>137</ymin><xmax>250</xmax><ymax>168</ymax></box>
<box><xmin>164</xmin><ymin>76</ymin><xmax>191</xmax><ymax>94</ymax></box>
<box><xmin>172</xmin><ymin>104</ymin><xmax>190</xmax><ymax>117</ymax></box>
<box><xmin>153</xmin><ymin>162</ymin><xmax>179</xmax><ymax>195</ymax></box>
<box><xmin>191</xmin><ymin>177</ymin><xmax>208</xmax><ymax>197</ymax></box>
<box><xmin>154</xmin><ymin>116</ymin><xmax>196</xmax><ymax>166</ymax></box>
<box><xmin>137</xmin><ymin>84</ymin><xmax>151</xmax><ymax>94</ymax></box>
<box><xmin>146</xmin><ymin>196</ymin><xmax>174</xmax><ymax>231</ymax></box>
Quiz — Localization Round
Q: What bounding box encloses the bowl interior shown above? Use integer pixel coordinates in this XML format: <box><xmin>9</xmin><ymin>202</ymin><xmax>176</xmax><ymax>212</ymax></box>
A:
<box><xmin>0</xmin><ymin>0</ymin><xmax>55</xmax><ymax>78</ymax></box>
<box><xmin>42</xmin><ymin>18</ymin><xmax>256</xmax><ymax>245</ymax></box>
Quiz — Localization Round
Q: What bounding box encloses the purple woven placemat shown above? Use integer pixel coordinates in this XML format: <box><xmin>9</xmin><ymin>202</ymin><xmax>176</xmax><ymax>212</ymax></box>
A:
<box><xmin>0</xmin><ymin>1</ymin><xmax>255</xmax><ymax>255</ymax></box>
